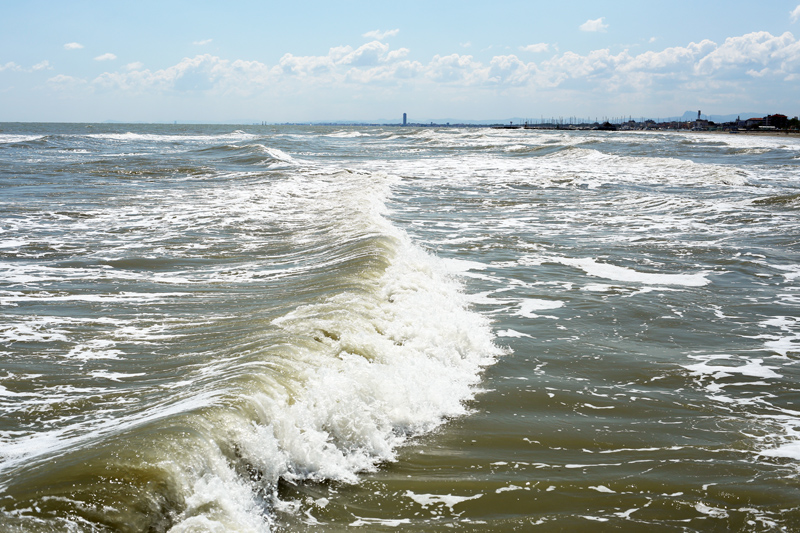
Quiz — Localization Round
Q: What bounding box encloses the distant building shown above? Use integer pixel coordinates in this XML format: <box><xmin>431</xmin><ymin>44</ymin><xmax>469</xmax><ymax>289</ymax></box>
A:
<box><xmin>403</xmin><ymin>113</ymin><xmax>407</xmax><ymax>126</ymax></box>
<box><xmin>693</xmin><ymin>110</ymin><xmax>709</xmax><ymax>131</ymax></box>
<box><xmin>745</xmin><ymin>117</ymin><xmax>764</xmax><ymax>129</ymax></box>
<box><xmin>765</xmin><ymin>114</ymin><xmax>788</xmax><ymax>129</ymax></box>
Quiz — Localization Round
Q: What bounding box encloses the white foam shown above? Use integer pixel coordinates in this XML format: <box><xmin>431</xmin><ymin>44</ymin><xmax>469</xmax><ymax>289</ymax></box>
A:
<box><xmin>556</xmin><ymin>257</ymin><xmax>710</xmax><ymax>287</ymax></box>
<box><xmin>582</xmin><ymin>283</ymin><xmax>615</xmax><ymax>292</ymax></box>
<box><xmin>759</xmin><ymin>441</ymin><xmax>800</xmax><ymax>460</ymax></box>
<box><xmin>695</xmin><ymin>502</ymin><xmax>728</xmax><ymax>519</ymax></box>
<box><xmin>515</xmin><ymin>298</ymin><xmax>564</xmax><ymax>318</ymax></box>
<box><xmin>405</xmin><ymin>490</ymin><xmax>483</xmax><ymax>511</ymax></box>
<box><xmin>245</xmin><ymin>144</ymin><xmax>297</xmax><ymax>165</ymax></box>
<box><xmin>0</xmin><ymin>291</ymin><xmax>187</xmax><ymax>304</ymax></box>
<box><xmin>88</xmin><ymin>370</ymin><xmax>146</xmax><ymax>382</ymax></box>
<box><xmin>326</xmin><ymin>131</ymin><xmax>369</xmax><ymax>138</ymax></box>
<box><xmin>772</xmin><ymin>264</ymin><xmax>800</xmax><ymax>282</ymax></box>
<box><xmin>84</xmin><ymin>131</ymin><xmax>257</xmax><ymax>143</ymax></box>
<box><xmin>67</xmin><ymin>341</ymin><xmax>123</xmax><ymax>361</ymax></box>
<box><xmin>349</xmin><ymin>517</ymin><xmax>411</xmax><ymax>527</ymax></box>
<box><xmin>683</xmin><ymin>354</ymin><xmax>781</xmax><ymax>380</ymax></box>
<box><xmin>763</xmin><ymin>336</ymin><xmax>800</xmax><ymax>357</ymax></box>
<box><xmin>584</xmin><ymin>403</ymin><xmax>614</xmax><ymax>410</ymax></box>
<box><xmin>0</xmin><ymin>320</ymin><xmax>70</xmax><ymax>343</ymax></box>
<box><xmin>260</xmin><ymin>235</ymin><xmax>501</xmax><ymax>484</ymax></box>
<box><xmin>0</xmin><ymin>239</ymin><xmax>27</xmax><ymax>249</ymax></box>
<box><xmin>496</xmin><ymin>329</ymin><xmax>532</xmax><ymax>338</ymax></box>
<box><xmin>0</xmin><ymin>134</ymin><xmax>44</xmax><ymax>144</ymax></box>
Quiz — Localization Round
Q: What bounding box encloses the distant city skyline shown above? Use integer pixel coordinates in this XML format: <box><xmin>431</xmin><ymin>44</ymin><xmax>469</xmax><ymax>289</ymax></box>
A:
<box><xmin>2</xmin><ymin>1</ymin><xmax>800</xmax><ymax>123</ymax></box>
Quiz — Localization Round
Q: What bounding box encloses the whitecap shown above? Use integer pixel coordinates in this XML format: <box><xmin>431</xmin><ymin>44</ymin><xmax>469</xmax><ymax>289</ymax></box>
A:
<box><xmin>555</xmin><ymin>256</ymin><xmax>710</xmax><ymax>287</ymax></box>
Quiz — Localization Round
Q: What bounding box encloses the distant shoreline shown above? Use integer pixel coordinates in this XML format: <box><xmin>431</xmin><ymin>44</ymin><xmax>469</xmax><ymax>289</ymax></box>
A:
<box><xmin>690</xmin><ymin>129</ymin><xmax>800</xmax><ymax>138</ymax></box>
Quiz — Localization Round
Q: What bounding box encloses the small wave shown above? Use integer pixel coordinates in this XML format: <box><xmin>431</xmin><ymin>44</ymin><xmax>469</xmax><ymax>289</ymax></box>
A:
<box><xmin>504</xmin><ymin>144</ymin><xmax>529</xmax><ymax>153</ymax></box>
<box><xmin>730</xmin><ymin>147</ymin><xmax>771</xmax><ymax>155</ymax></box>
<box><xmin>753</xmin><ymin>193</ymin><xmax>800</xmax><ymax>207</ymax></box>
<box><xmin>0</xmin><ymin>134</ymin><xmax>46</xmax><ymax>144</ymax></box>
<box><xmin>84</xmin><ymin>131</ymin><xmax>257</xmax><ymax>143</ymax></box>
<box><xmin>326</xmin><ymin>131</ymin><xmax>370</xmax><ymax>138</ymax></box>
<box><xmin>504</xmin><ymin>143</ymin><xmax>571</xmax><ymax>156</ymax></box>
<box><xmin>195</xmin><ymin>143</ymin><xmax>297</xmax><ymax>166</ymax></box>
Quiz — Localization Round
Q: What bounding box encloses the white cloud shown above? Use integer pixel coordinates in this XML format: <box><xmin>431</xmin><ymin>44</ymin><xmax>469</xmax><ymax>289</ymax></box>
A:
<box><xmin>0</xmin><ymin>62</ymin><xmax>22</xmax><ymax>72</ymax></box>
<box><xmin>747</xmin><ymin>68</ymin><xmax>771</xmax><ymax>77</ymax></box>
<box><xmin>791</xmin><ymin>5</ymin><xmax>800</xmax><ymax>23</ymax></box>
<box><xmin>78</xmin><ymin>30</ymin><xmax>800</xmax><ymax>106</ymax></box>
<box><xmin>341</xmin><ymin>41</ymin><xmax>390</xmax><ymax>66</ymax></box>
<box><xmin>386</xmin><ymin>48</ymin><xmax>410</xmax><ymax>62</ymax></box>
<box><xmin>520</xmin><ymin>43</ymin><xmax>549</xmax><ymax>53</ymax></box>
<box><xmin>64</xmin><ymin>42</ymin><xmax>84</xmax><ymax>50</ymax></box>
<box><xmin>695</xmin><ymin>31</ymin><xmax>796</xmax><ymax>75</ymax></box>
<box><xmin>193</xmin><ymin>39</ymin><xmax>213</xmax><ymax>46</ymax></box>
<box><xmin>362</xmin><ymin>29</ymin><xmax>399</xmax><ymax>40</ymax></box>
<box><xmin>93</xmin><ymin>54</ymin><xmax>274</xmax><ymax>95</ymax></box>
<box><xmin>426</xmin><ymin>54</ymin><xmax>486</xmax><ymax>84</ymax></box>
<box><xmin>487</xmin><ymin>55</ymin><xmax>533</xmax><ymax>85</ymax></box>
<box><xmin>94</xmin><ymin>53</ymin><xmax>117</xmax><ymax>61</ymax></box>
<box><xmin>580</xmin><ymin>17</ymin><xmax>609</xmax><ymax>33</ymax></box>
<box><xmin>620</xmin><ymin>40</ymin><xmax>715</xmax><ymax>72</ymax></box>
<box><xmin>542</xmin><ymin>49</ymin><xmax>626</xmax><ymax>81</ymax></box>
<box><xmin>460</xmin><ymin>42</ymin><xmax>472</xmax><ymax>48</ymax></box>
<box><xmin>47</xmin><ymin>74</ymin><xmax>88</xmax><ymax>90</ymax></box>
<box><xmin>1</xmin><ymin>61</ymin><xmax>52</xmax><ymax>73</ymax></box>
<box><xmin>278</xmin><ymin>40</ymin><xmax>410</xmax><ymax>80</ymax></box>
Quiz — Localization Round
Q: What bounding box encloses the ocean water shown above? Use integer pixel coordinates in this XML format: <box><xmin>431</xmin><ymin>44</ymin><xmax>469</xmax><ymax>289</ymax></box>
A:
<box><xmin>0</xmin><ymin>123</ymin><xmax>799</xmax><ymax>532</ymax></box>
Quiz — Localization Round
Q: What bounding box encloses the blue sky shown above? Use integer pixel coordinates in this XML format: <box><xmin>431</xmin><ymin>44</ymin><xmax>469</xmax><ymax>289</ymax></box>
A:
<box><xmin>2</xmin><ymin>1</ymin><xmax>800</xmax><ymax>123</ymax></box>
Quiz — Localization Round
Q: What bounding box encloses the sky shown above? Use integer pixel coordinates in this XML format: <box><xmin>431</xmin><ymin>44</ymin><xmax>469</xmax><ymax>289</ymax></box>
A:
<box><xmin>2</xmin><ymin>0</ymin><xmax>800</xmax><ymax>123</ymax></box>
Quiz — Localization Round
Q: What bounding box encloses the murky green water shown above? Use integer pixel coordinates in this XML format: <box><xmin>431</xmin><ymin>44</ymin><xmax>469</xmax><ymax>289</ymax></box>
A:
<box><xmin>1</xmin><ymin>124</ymin><xmax>799</xmax><ymax>531</ymax></box>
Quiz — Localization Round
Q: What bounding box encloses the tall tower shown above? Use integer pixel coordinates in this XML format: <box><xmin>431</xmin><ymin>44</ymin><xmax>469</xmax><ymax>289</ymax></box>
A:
<box><xmin>403</xmin><ymin>113</ymin><xmax>407</xmax><ymax>126</ymax></box>
<box><xmin>698</xmin><ymin>110</ymin><xmax>701</xmax><ymax>121</ymax></box>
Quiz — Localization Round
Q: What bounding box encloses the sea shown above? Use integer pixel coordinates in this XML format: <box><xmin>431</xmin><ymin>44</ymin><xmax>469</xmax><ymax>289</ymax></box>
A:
<box><xmin>1</xmin><ymin>123</ymin><xmax>799</xmax><ymax>532</ymax></box>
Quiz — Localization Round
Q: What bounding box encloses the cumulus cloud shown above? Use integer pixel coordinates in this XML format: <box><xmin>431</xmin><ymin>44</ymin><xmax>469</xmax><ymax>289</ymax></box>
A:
<box><xmin>64</xmin><ymin>42</ymin><xmax>84</xmax><ymax>50</ymax></box>
<box><xmin>1</xmin><ymin>61</ymin><xmax>51</xmax><ymax>73</ymax></box>
<box><xmin>93</xmin><ymin>54</ymin><xmax>274</xmax><ymax>95</ymax></box>
<box><xmin>362</xmin><ymin>29</ymin><xmax>399</xmax><ymax>40</ymax></box>
<box><xmin>278</xmin><ymin>40</ymin><xmax>413</xmax><ymax>82</ymax></box>
<box><xmin>520</xmin><ymin>43</ymin><xmax>549</xmax><ymax>53</ymax></box>
<box><xmin>426</xmin><ymin>53</ymin><xmax>486</xmax><ymax>84</ymax></box>
<box><xmin>695</xmin><ymin>31</ymin><xmax>797</xmax><ymax>76</ymax></box>
<box><xmin>747</xmin><ymin>68</ymin><xmax>771</xmax><ymax>77</ymax></box>
<box><xmin>94</xmin><ymin>53</ymin><xmax>117</xmax><ymax>61</ymax></box>
<box><xmin>1</xmin><ymin>62</ymin><xmax>22</xmax><ymax>72</ymax></box>
<box><xmin>193</xmin><ymin>39</ymin><xmax>213</xmax><ymax>45</ymax></box>
<box><xmin>47</xmin><ymin>74</ymin><xmax>88</xmax><ymax>90</ymax></box>
<box><xmin>620</xmin><ymin>40</ymin><xmax>715</xmax><ymax>72</ymax></box>
<box><xmin>78</xmin><ymin>30</ymin><xmax>800</xmax><ymax>101</ymax></box>
<box><xmin>792</xmin><ymin>5</ymin><xmax>800</xmax><ymax>23</ymax></box>
<box><xmin>487</xmin><ymin>54</ymin><xmax>534</xmax><ymax>85</ymax></box>
<box><xmin>580</xmin><ymin>17</ymin><xmax>608</xmax><ymax>32</ymax></box>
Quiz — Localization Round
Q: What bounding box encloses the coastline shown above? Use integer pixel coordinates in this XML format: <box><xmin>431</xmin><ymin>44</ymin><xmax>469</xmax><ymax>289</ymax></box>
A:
<box><xmin>690</xmin><ymin>129</ymin><xmax>800</xmax><ymax>138</ymax></box>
